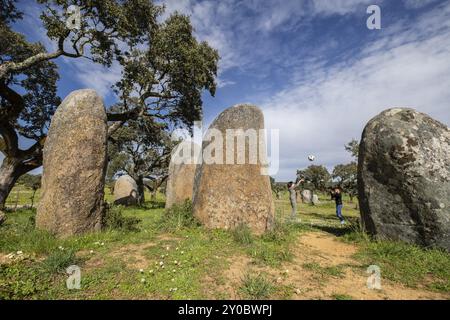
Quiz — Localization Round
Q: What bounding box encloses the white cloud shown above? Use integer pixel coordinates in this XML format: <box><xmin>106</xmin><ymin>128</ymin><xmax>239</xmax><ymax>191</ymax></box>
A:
<box><xmin>402</xmin><ymin>0</ymin><xmax>439</xmax><ymax>9</ymax></box>
<box><xmin>312</xmin><ymin>0</ymin><xmax>375</xmax><ymax>16</ymax></box>
<box><xmin>70</xmin><ymin>59</ymin><xmax>122</xmax><ymax>100</ymax></box>
<box><xmin>262</xmin><ymin>1</ymin><xmax>450</xmax><ymax>180</ymax></box>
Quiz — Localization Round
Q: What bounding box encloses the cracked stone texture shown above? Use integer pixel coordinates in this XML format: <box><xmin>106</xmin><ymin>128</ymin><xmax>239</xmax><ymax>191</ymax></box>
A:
<box><xmin>114</xmin><ymin>175</ymin><xmax>138</xmax><ymax>206</ymax></box>
<box><xmin>36</xmin><ymin>89</ymin><xmax>107</xmax><ymax>237</ymax></box>
<box><xmin>192</xmin><ymin>104</ymin><xmax>274</xmax><ymax>235</ymax></box>
<box><xmin>358</xmin><ymin>108</ymin><xmax>450</xmax><ymax>251</ymax></box>
<box><xmin>165</xmin><ymin>141</ymin><xmax>199</xmax><ymax>209</ymax></box>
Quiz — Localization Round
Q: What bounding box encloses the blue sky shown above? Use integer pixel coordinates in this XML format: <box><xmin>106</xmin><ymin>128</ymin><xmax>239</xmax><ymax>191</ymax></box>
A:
<box><xmin>7</xmin><ymin>0</ymin><xmax>450</xmax><ymax>181</ymax></box>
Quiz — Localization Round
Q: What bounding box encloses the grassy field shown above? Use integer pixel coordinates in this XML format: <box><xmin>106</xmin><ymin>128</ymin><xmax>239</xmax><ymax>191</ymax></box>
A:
<box><xmin>0</xmin><ymin>188</ymin><xmax>449</xmax><ymax>300</ymax></box>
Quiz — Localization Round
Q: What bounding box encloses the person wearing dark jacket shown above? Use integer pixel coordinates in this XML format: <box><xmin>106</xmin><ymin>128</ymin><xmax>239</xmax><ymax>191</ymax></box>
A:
<box><xmin>331</xmin><ymin>187</ymin><xmax>346</xmax><ymax>225</ymax></box>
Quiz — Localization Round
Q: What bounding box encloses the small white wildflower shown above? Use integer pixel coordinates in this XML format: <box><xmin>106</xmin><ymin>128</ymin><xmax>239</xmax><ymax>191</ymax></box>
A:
<box><xmin>166</xmin><ymin>246</ymin><xmax>170</xmax><ymax>251</ymax></box>
<box><xmin>16</xmin><ymin>251</ymin><xmax>23</xmax><ymax>255</ymax></box>
<box><xmin>171</xmin><ymin>278</ymin><xmax>175</xmax><ymax>282</ymax></box>
<box><xmin>89</xmin><ymin>250</ymin><xmax>94</xmax><ymax>254</ymax></box>
<box><xmin>101</xmin><ymin>242</ymin><xmax>105</xmax><ymax>246</ymax></box>
<box><xmin>159</xmin><ymin>261</ymin><xmax>164</xmax><ymax>266</ymax></box>
<box><xmin>175</xmin><ymin>247</ymin><xmax>179</xmax><ymax>251</ymax></box>
<box><xmin>149</xmin><ymin>270</ymin><xmax>154</xmax><ymax>274</ymax></box>
<box><xmin>181</xmin><ymin>251</ymin><xmax>185</xmax><ymax>254</ymax></box>
<box><xmin>173</xmin><ymin>288</ymin><xmax>178</xmax><ymax>291</ymax></box>
<box><xmin>141</xmin><ymin>278</ymin><xmax>146</xmax><ymax>283</ymax></box>
<box><xmin>172</xmin><ymin>269</ymin><xmax>176</xmax><ymax>273</ymax></box>
<box><xmin>139</xmin><ymin>269</ymin><xmax>144</xmax><ymax>273</ymax></box>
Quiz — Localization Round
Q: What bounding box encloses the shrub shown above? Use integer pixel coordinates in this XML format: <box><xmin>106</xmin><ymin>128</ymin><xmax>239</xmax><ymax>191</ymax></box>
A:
<box><xmin>239</xmin><ymin>273</ymin><xmax>274</xmax><ymax>299</ymax></box>
<box><xmin>159</xmin><ymin>200</ymin><xmax>199</xmax><ymax>231</ymax></box>
<box><xmin>104</xmin><ymin>206</ymin><xmax>141</xmax><ymax>232</ymax></box>
<box><xmin>232</xmin><ymin>224</ymin><xmax>254</xmax><ymax>245</ymax></box>
<box><xmin>42</xmin><ymin>248</ymin><xmax>78</xmax><ymax>273</ymax></box>
<box><xmin>264</xmin><ymin>219</ymin><xmax>292</xmax><ymax>243</ymax></box>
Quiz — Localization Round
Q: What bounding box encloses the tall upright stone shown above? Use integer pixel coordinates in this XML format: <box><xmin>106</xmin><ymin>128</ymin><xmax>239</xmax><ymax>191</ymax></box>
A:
<box><xmin>192</xmin><ymin>104</ymin><xmax>274</xmax><ymax>235</ymax></box>
<box><xmin>301</xmin><ymin>190</ymin><xmax>313</xmax><ymax>204</ymax></box>
<box><xmin>358</xmin><ymin>108</ymin><xmax>450</xmax><ymax>251</ymax></box>
<box><xmin>36</xmin><ymin>89</ymin><xmax>107</xmax><ymax>237</ymax></box>
<box><xmin>114</xmin><ymin>175</ymin><xmax>138</xmax><ymax>206</ymax></box>
<box><xmin>165</xmin><ymin>141</ymin><xmax>199</xmax><ymax>209</ymax></box>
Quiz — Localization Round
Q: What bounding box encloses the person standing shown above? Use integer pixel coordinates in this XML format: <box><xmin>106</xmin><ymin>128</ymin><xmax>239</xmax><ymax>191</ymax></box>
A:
<box><xmin>332</xmin><ymin>187</ymin><xmax>346</xmax><ymax>225</ymax></box>
<box><xmin>287</xmin><ymin>179</ymin><xmax>304</xmax><ymax>221</ymax></box>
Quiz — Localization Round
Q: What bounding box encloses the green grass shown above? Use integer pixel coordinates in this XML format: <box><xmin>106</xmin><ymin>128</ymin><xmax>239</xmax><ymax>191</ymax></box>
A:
<box><xmin>159</xmin><ymin>200</ymin><xmax>200</xmax><ymax>232</ymax></box>
<box><xmin>232</xmin><ymin>224</ymin><xmax>254</xmax><ymax>245</ymax></box>
<box><xmin>43</xmin><ymin>248</ymin><xmax>79</xmax><ymax>273</ymax></box>
<box><xmin>302</xmin><ymin>262</ymin><xmax>345</xmax><ymax>278</ymax></box>
<box><xmin>0</xmin><ymin>187</ymin><xmax>449</xmax><ymax>299</ymax></box>
<box><xmin>239</xmin><ymin>273</ymin><xmax>275</xmax><ymax>300</ymax></box>
<box><xmin>353</xmin><ymin>240</ymin><xmax>450</xmax><ymax>292</ymax></box>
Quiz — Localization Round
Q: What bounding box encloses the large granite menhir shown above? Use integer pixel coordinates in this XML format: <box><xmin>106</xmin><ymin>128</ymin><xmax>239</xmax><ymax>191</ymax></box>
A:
<box><xmin>192</xmin><ymin>104</ymin><xmax>274</xmax><ymax>235</ymax></box>
<box><xmin>165</xmin><ymin>141</ymin><xmax>198</xmax><ymax>209</ymax></box>
<box><xmin>358</xmin><ymin>108</ymin><xmax>450</xmax><ymax>251</ymax></box>
<box><xmin>36</xmin><ymin>89</ymin><xmax>107</xmax><ymax>237</ymax></box>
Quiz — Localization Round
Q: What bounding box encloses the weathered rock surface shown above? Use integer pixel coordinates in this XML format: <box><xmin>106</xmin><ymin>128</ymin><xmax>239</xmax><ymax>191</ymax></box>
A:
<box><xmin>165</xmin><ymin>141</ymin><xmax>199</xmax><ymax>209</ymax></box>
<box><xmin>36</xmin><ymin>89</ymin><xmax>107</xmax><ymax>237</ymax></box>
<box><xmin>358</xmin><ymin>108</ymin><xmax>450</xmax><ymax>251</ymax></box>
<box><xmin>312</xmin><ymin>194</ymin><xmax>320</xmax><ymax>205</ymax></box>
<box><xmin>192</xmin><ymin>104</ymin><xmax>274</xmax><ymax>235</ymax></box>
<box><xmin>301</xmin><ymin>190</ymin><xmax>312</xmax><ymax>204</ymax></box>
<box><xmin>114</xmin><ymin>175</ymin><xmax>138</xmax><ymax>206</ymax></box>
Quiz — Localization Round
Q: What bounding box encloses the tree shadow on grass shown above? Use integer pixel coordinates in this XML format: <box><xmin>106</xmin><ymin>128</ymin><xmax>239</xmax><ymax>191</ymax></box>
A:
<box><xmin>147</xmin><ymin>200</ymin><xmax>165</xmax><ymax>209</ymax></box>
<box><xmin>313</xmin><ymin>225</ymin><xmax>354</xmax><ymax>237</ymax></box>
<box><xmin>309</xmin><ymin>217</ymin><xmax>361</xmax><ymax>238</ymax></box>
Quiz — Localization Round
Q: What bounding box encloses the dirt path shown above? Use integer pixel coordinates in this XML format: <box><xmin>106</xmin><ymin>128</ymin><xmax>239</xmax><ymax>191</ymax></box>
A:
<box><xmin>218</xmin><ymin>231</ymin><xmax>448</xmax><ymax>300</ymax></box>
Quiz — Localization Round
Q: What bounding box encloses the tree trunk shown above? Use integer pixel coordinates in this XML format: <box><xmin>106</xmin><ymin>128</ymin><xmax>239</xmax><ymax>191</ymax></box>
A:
<box><xmin>0</xmin><ymin>154</ymin><xmax>40</xmax><ymax>209</ymax></box>
<box><xmin>0</xmin><ymin>156</ymin><xmax>22</xmax><ymax>209</ymax></box>
<box><xmin>30</xmin><ymin>189</ymin><xmax>37</xmax><ymax>209</ymax></box>
<box><xmin>151</xmin><ymin>189</ymin><xmax>157</xmax><ymax>202</ymax></box>
<box><xmin>136</xmin><ymin>175</ymin><xmax>145</xmax><ymax>206</ymax></box>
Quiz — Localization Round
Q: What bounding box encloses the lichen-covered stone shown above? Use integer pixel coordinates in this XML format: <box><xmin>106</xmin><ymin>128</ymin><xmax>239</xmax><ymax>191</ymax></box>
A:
<box><xmin>358</xmin><ymin>108</ymin><xmax>450</xmax><ymax>251</ymax></box>
<box><xmin>36</xmin><ymin>89</ymin><xmax>107</xmax><ymax>237</ymax></box>
<box><xmin>114</xmin><ymin>175</ymin><xmax>138</xmax><ymax>206</ymax></box>
<box><xmin>192</xmin><ymin>104</ymin><xmax>274</xmax><ymax>235</ymax></box>
<box><xmin>165</xmin><ymin>141</ymin><xmax>198</xmax><ymax>209</ymax></box>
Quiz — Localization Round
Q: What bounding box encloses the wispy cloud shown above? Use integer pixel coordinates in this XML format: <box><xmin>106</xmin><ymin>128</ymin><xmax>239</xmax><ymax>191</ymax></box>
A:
<box><xmin>261</xmin><ymin>1</ymin><xmax>450</xmax><ymax>179</ymax></box>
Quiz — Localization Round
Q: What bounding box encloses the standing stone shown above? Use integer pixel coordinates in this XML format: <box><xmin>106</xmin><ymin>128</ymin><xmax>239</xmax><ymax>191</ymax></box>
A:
<box><xmin>36</xmin><ymin>89</ymin><xmax>107</xmax><ymax>237</ymax></box>
<box><xmin>165</xmin><ymin>141</ymin><xmax>199</xmax><ymax>209</ymax></box>
<box><xmin>301</xmin><ymin>190</ymin><xmax>313</xmax><ymax>204</ymax></box>
<box><xmin>114</xmin><ymin>175</ymin><xmax>138</xmax><ymax>206</ymax></box>
<box><xmin>358</xmin><ymin>108</ymin><xmax>450</xmax><ymax>251</ymax></box>
<box><xmin>312</xmin><ymin>194</ymin><xmax>320</xmax><ymax>205</ymax></box>
<box><xmin>192</xmin><ymin>104</ymin><xmax>274</xmax><ymax>235</ymax></box>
